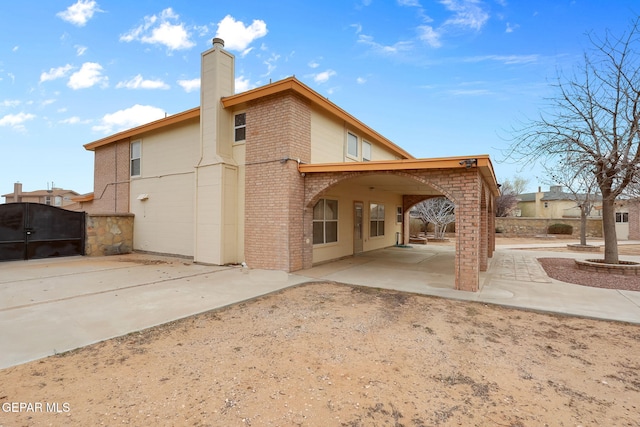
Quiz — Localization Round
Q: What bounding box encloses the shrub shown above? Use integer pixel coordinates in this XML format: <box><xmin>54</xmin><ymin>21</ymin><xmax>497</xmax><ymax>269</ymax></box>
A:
<box><xmin>548</xmin><ymin>223</ymin><xmax>573</xmax><ymax>235</ymax></box>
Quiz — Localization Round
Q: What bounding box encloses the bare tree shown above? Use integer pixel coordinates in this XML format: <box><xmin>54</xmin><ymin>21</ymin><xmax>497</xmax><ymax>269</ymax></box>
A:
<box><xmin>496</xmin><ymin>176</ymin><xmax>529</xmax><ymax>217</ymax></box>
<box><xmin>414</xmin><ymin>197</ymin><xmax>455</xmax><ymax>240</ymax></box>
<box><xmin>505</xmin><ymin>19</ymin><xmax>640</xmax><ymax>263</ymax></box>
<box><xmin>543</xmin><ymin>156</ymin><xmax>600</xmax><ymax>246</ymax></box>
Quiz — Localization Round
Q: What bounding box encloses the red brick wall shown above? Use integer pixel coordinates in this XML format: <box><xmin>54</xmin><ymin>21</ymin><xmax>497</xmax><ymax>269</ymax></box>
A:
<box><xmin>303</xmin><ymin>168</ymin><xmax>491</xmax><ymax>291</ymax></box>
<box><xmin>244</xmin><ymin>92</ymin><xmax>311</xmax><ymax>271</ymax></box>
<box><xmin>628</xmin><ymin>200</ymin><xmax>640</xmax><ymax>240</ymax></box>
<box><xmin>86</xmin><ymin>140</ymin><xmax>130</xmax><ymax>213</ymax></box>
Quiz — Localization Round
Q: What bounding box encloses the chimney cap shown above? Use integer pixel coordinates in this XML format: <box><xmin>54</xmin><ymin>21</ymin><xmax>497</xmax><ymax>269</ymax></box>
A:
<box><xmin>212</xmin><ymin>38</ymin><xmax>224</xmax><ymax>48</ymax></box>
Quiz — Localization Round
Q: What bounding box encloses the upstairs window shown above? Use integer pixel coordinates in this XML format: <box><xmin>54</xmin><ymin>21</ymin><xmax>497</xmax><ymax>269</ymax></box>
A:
<box><xmin>234</xmin><ymin>113</ymin><xmax>246</xmax><ymax>142</ymax></box>
<box><xmin>363</xmin><ymin>141</ymin><xmax>372</xmax><ymax>161</ymax></box>
<box><xmin>616</xmin><ymin>212</ymin><xmax>629</xmax><ymax>223</ymax></box>
<box><xmin>131</xmin><ymin>140</ymin><xmax>141</xmax><ymax>177</ymax></box>
<box><xmin>347</xmin><ymin>132</ymin><xmax>358</xmax><ymax>158</ymax></box>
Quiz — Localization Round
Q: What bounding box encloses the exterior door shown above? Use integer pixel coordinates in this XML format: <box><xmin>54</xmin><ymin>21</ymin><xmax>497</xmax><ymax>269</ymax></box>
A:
<box><xmin>0</xmin><ymin>203</ymin><xmax>85</xmax><ymax>261</ymax></box>
<box><xmin>354</xmin><ymin>201</ymin><xmax>363</xmax><ymax>254</ymax></box>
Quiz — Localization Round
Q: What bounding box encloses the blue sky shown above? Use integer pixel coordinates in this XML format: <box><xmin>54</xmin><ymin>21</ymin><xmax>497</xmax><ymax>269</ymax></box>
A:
<box><xmin>1</xmin><ymin>0</ymin><xmax>638</xmax><ymax>198</ymax></box>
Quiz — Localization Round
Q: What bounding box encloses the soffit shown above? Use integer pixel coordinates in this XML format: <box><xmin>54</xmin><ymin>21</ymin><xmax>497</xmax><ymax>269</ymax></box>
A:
<box><xmin>299</xmin><ymin>155</ymin><xmax>499</xmax><ymax>196</ymax></box>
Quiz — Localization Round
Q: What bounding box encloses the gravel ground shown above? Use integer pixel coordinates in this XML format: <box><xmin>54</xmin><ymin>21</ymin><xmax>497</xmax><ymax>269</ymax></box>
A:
<box><xmin>538</xmin><ymin>257</ymin><xmax>640</xmax><ymax>291</ymax></box>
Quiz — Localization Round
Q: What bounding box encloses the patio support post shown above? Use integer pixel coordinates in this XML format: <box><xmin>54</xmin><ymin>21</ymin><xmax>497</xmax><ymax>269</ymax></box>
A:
<box><xmin>480</xmin><ymin>188</ymin><xmax>488</xmax><ymax>272</ymax></box>
<box><xmin>454</xmin><ymin>174</ymin><xmax>481</xmax><ymax>291</ymax></box>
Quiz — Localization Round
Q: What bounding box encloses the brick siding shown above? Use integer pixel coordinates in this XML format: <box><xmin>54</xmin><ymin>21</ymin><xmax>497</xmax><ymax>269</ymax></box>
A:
<box><xmin>244</xmin><ymin>92</ymin><xmax>311</xmax><ymax>271</ymax></box>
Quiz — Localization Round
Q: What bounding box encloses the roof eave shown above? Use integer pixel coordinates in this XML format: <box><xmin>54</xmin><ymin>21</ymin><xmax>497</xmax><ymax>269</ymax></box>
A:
<box><xmin>222</xmin><ymin>77</ymin><xmax>414</xmax><ymax>160</ymax></box>
<box><xmin>84</xmin><ymin>107</ymin><xmax>200</xmax><ymax>151</ymax></box>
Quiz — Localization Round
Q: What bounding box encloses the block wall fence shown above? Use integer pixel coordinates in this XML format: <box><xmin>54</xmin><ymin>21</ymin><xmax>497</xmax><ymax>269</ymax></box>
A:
<box><xmin>85</xmin><ymin>213</ymin><xmax>134</xmax><ymax>256</ymax></box>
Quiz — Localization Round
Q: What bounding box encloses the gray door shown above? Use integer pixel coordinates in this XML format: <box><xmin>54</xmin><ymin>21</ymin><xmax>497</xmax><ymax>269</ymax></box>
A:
<box><xmin>354</xmin><ymin>201</ymin><xmax>363</xmax><ymax>254</ymax></box>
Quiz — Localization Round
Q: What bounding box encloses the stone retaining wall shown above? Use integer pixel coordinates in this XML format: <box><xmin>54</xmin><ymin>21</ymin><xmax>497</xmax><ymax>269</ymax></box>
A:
<box><xmin>85</xmin><ymin>213</ymin><xmax>134</xmax><ymax>256</ymax></box>
<box><xmin>495</xmin><ymin>217</ymin><xmax>602</xmax><ymax>238</ymax></box>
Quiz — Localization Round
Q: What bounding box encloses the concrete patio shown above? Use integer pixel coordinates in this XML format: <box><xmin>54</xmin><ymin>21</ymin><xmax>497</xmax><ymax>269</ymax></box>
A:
<box><xmin>1</xmin><ymin>242</ymin><xmax>639</xmax><ymax>369</ymax></box>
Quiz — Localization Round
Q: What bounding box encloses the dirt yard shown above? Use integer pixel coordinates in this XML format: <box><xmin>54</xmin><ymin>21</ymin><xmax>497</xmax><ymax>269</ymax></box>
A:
<box><xmin>2</xmin><ymin>280</ymin><xmax>640</xmax><ymax>426</ymax></box>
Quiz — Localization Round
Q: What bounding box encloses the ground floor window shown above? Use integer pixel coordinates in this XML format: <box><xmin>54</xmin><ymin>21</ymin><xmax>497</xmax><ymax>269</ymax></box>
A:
<box><xmin>370</xmin><ymin>203</ymin><xmax>385</xmax><ymax>237</ymax></box>
<box><xmin>313</xmin><ymin>199</ymin><xmax>338</xmax><ymax>244</ymax></box>
<box><xmin>616</xmin><ymin>212</ymin><xmax>629</xmax><ymax>223</ymax></box>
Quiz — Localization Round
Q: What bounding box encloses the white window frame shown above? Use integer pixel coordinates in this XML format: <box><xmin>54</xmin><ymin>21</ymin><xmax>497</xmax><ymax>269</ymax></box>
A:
<box><xmin>363</xmin><ymin>140</ymin><xmax>372</xmax><ymax>161</ymax></box>
<box><xmin>370</xmin><ymin>203</ymin><xmax>385</xmax><ymax>237</ymax></box>
<box><xmin>131</xmin><ymin>140</ymin><xmax>141</xmax><ymax>177</ymax></box>
<box><xmin>347</xmin><ymin>132</ymin><xmax>358</xmax><ymax>159</ymax></box>
<box><xmin>616</xmin><ymin>212</ymin><xmax>629</xmax><ymax>223</ymax></box>
<box><xmin>234</xmin><ymin>112</ymin><xmax>246</xmax><ymax>142</ymax></box>
<box><xmin>54</xmin><ymin>196</ymin><xmax>62</xmax><ymax>206</ymax></box>
<box><xmin>313</xmin><ymin>199</ymin><xmax>339</xmax><ymax>245</ymax></box>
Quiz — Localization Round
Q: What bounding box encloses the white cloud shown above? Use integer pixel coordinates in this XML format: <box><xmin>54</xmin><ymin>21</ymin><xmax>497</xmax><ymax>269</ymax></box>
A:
<box><xmin>358</xmin><ymin>34</ymin><xmax>413</xmax><ymax>55</ymax></box>
<box><xmin>40</xmin><ymin>64</ymin><xmax>74</xmax><ymax>83</ymax></box>
<box><xmin>116</xmin><ymin>74</ymin><xmax>169</xmax><ymax>90</ymax></box>
<box><xmin>92</xmin><ymin>104</ymin><xmax>165</xmax><ymax>134</ymax></box>
<box><xmin>12</xmin><ymin>46</ymin><xmax>18</xmax><ymax>52</ymax></box>
<box><xmin>447</xmin><ymin>88</ymin><xmax>492</xmax><ymax>96</ymax></box>
<box><xmin>41</xmin><ymin>99</ymin><xmax>56</xmax><ymax>107</ymax></box>
<box><xmin>67</xmin><ymin>62</ymin><xmax>108</xmax><ymax>89</ymax></box>
<box><xmin>215</xmin><ymin>15</ymin><xmax>268</xmax><ymax>52</ymax></box>
<box><xmin>75</xmin><ymin>45</ymin><xmax>88</xmax><ymax>56</ymax></box>
<box><xmin>440</xmin><ymin>0</ymin><xmax>489</xmax><ymax>31</ymax></box>
<box><xmin>398</xmin><ymin>0</ymin><xmax>421</xmax><ymax>6</ymax></box>
<box><xmin>235</xmin><ymin>76</ymin><xmax>252</xmax><ymax>93</ymax></box>
<box><xmin>59</xmin><ymin>116</ymin><xmax>82</xmax><ymax>124</ymax></box>
<box><xmin>308</xmin><ymin>60</ymin><xmax>320</xmax><ymax>69</ymax></box>
<box><xmin>505</xmin><ymin>22</ymin><xmax>519</xmax><ymax>33</ymax></box>
<box><xmin>417</xmin><ymin>25</ymin><xmax>442</xmax><ymax>48</ymax></box>
<box><xmin>262</xmin><ymin>53</ymin><xmax>280</xmax><ymax>76</ymax></box>
<box><xmin>57</xmin><ymin>0</ymin><xmax>102</xmax><ymax>27</ymax></box>
<box><xmin>120</xmin><ymin>8</ymin><xmax>195</xmax><ymax>51</ymax></box>
<box><xmin>177</xmin><ymin>78</ymin><xmax>200</xmax><ymax>93</ymax></box>
<box><xmin>0</xmin><ymin>112</ymin><xmax>36</xmax><ymax>130</ymax></box>
<box><xmin>356</xmin><ymin>77</ymin><xmax>367</xmax><ymax>84</ymax></box>
<box><xmin>313</xmin><ymin>70</ymin><xmax>337</xmax><ymax>84</ymax></box>
<box><xmin>1</xmin><ymin>99</ymin><xmax>21</xmax><ymax>108</ymax></box>
<box><xmin>463</xmin><ymin>54</ymin><xmax>539</xmax><ymax>65</ymax></box>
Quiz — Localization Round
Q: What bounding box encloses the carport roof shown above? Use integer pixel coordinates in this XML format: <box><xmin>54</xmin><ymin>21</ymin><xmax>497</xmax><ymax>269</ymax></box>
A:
<box><xmin>298</xmin><ymin>155</ymin><xmax>499</xmax><ymax>196</ymax></box>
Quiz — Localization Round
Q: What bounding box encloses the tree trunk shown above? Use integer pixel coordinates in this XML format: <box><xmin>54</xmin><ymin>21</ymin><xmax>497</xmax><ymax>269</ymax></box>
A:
<box><xmin>580</xmin><ymin>207</ymin><xmax>588</xmax><ymax>246</ymax></box>
<box><xmin>601</xmin><ymin>197</ymin><xmax>619</xmax><ymax>263</ymax></box>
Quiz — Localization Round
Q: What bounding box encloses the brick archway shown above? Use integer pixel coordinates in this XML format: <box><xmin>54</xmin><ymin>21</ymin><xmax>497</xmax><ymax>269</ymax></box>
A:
<box><xmin>301</xmin><ymin>167</ymin><xmax>494</xmax><ymax>291</ymax></box>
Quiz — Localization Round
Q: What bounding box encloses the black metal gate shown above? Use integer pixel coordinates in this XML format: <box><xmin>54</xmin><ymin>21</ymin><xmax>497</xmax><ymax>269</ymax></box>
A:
<box><xmin>0</xmin><ymin>203</ymin><xmax>85</xmax><ymax>261</ymax></box>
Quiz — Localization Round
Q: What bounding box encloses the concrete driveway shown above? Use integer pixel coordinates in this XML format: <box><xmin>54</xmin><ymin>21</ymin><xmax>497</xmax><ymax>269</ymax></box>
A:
<box><xmin>2</xmin><ymin>244</ymin><xmax>640</xmax><ymax>369</ymax></box>
<box><xmin>0</xmin><ymin>254</ymin><xmax>307</xmax><ymax>369</ymax></box>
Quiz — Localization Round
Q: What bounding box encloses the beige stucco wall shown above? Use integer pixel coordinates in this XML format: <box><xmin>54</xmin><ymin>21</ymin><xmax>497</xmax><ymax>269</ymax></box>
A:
<box><xmin>310</xmin><ymin>106</ymin><xmax>402</xmax><ymax>164</ymax></box>
<box><xmin>233</xmin><ymin>142</ymin><xmax>246</xmax><ymax>262</ymax></box>
<box><xmin>130</xmin><ymin>119</ymin><xmax>199</xmax><ymax>257</ymax></box>
<box><xmin>518</xmin><ymin>192</ymin><xmax>603</xmax><ymax>219</ymax></box>
<box><xmin>312</xmin><ymin>182</ymin><xmax>403</xmax><ymax>264</ymax></box>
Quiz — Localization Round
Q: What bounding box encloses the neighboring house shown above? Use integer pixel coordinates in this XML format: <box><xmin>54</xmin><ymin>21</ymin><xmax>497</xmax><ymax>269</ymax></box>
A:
<box><xmin>2</xmin><ymin>182</ymin><xmax>80</xmax><ymax>209</ymax></box>
<box><xmin>517</xmin><ymin>185</ymin><xmax>602</xmax><ymax>218</ymax></box>
<box><xmin>76</xmin><ymin>38</ymin><xmax>499</xmax><ymax>292</ymax></box>
<box><xmin>613</xmin><ymin>198</ymin><xmax>640</xmax><ymax>240</ymax></box>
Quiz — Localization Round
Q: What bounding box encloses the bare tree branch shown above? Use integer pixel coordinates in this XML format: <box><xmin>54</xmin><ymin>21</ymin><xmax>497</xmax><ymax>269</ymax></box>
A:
<box><xmin>504</xmin><ymin>18</ymin><xmax>640</xmax><ymax>263</ymax></box>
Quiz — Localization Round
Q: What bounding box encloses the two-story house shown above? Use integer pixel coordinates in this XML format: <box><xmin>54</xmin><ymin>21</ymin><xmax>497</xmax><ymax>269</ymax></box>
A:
<box><xmin>3</xmin><ymin>182</ymin><xmax>80</xmax><ymax>208</ymax></box>
<box><xmin>76</xmin><ymin>38</ymin><xmax>498</xmax><ymax>291</ymax></box>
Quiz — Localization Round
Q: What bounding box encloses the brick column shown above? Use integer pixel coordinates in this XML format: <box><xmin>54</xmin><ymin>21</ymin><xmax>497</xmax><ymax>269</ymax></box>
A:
<box><xmin>479</xmin><ymin>188</ymin><xmax>488</xmax><ymax>272</ymax></box>
<box><xmin>244</xmin><ymin>92</ymin><xmax>310</xmax><ymax>272</ymax></box>
<box><xmin>455</xmin><ymin>173</ymin><xmax>481</xmax><ymax>291</ymax></box>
